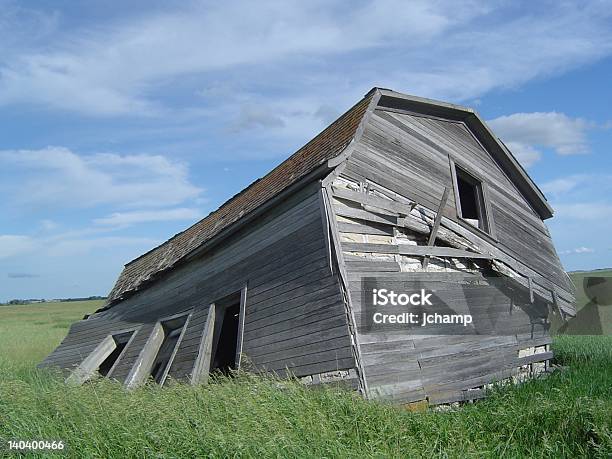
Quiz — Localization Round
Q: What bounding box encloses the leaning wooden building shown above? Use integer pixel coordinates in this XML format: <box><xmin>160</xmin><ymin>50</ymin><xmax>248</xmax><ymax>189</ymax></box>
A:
<box><xmin>41</xmin><ymin>88</ymin><xmax>575</xmax><ymax>405</ymax></box>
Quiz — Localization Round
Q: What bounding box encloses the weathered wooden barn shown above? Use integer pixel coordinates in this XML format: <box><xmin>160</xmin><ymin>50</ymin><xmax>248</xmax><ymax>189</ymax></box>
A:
<box><xmin>41</xmin><ymin>88</ymin><xmax>575</xmax><ymax>405</ymax></box>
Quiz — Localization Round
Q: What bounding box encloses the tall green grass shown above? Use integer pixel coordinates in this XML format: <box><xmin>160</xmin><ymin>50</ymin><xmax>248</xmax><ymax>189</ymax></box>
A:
<box><xmin>0</xmin><ymin>302</ymin><xmax>610</xmax><ymax>458</ymax></box>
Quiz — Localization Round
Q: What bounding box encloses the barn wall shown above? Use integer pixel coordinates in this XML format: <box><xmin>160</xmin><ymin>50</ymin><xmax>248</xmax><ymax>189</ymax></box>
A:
<box><xmin>329</xmin><ymin>176</ymin><xmax>554</xmax><ymax>404</ymax></box>
<box><xmin>354</xmin><ymin>109</ymin><xmax>571</xmax><ymax>291</ymax></box>
<box><xmin>41</xmin><ymin>181</ymin><xmax>357</xmax><ymax>385</ymax></box>
<box><xmin>327</xmin><ymin>106</ymin><xmax>572</xmax><ymax>404</ymax></box>
<box><xmin>345</xmin><ymin>107</ymin><xmax>573</xmax><ymax>301</ymax></box>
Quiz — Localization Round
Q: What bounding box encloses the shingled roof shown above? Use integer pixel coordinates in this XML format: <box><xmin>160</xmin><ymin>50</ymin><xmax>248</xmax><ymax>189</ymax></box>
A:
<box><xmin>106</xmin><ymin>89</ymin><xmax>376</xmax><ymax>304</ymax></box>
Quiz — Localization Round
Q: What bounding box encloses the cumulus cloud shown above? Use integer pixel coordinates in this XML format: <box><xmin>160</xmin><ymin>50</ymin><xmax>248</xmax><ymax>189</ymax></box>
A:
<box><xmin>502</xmin><ymin>142</ymin><xmax>542</xmax><ymax>168</ymax></box>
<box><xmin>94</xmin><ymin>208</ymin><xmax>202</xmax><ymax>227</ymax></box>
<box><xmin>0</xmin><ymin>147</ymin><xmax>202</xmax><ymax>209</ymax></box>
<box><xmin>488</xmin><ymin>112</ymin><xmax>592</xmax><ymax>167</ymax></box>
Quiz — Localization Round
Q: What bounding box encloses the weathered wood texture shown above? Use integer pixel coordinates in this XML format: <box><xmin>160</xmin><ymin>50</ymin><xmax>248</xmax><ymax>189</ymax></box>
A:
<box><xmin>349</xmin><ymin>274</ymin><xmax>551</xmax><ymax>404</ymax></box>
<box><xmin>41</xmin><ymin>182</ymin><xmax>356</xmax><ymax>383</ymax></box>
<box><xmin>346</xmin><ymin>108</ymin><xmax>572</xmax><ymax>295</ymax></box>
<box><xmin>328</xmin><ymin>106</ymin><xmax>571</xmax><ymax>404</ymax></box>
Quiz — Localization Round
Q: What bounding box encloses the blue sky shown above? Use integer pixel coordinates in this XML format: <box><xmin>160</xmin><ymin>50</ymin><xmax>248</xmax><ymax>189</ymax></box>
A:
<box><xmin>1</xmin><ymin>0</ymin><xmax>611</xmax><ymax>301</ymax></box>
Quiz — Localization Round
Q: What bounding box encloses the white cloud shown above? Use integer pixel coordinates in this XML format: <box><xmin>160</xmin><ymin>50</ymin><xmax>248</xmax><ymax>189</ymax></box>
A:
<box><xmin>0</xmin><ymin>147</ymin><xmax>202</xmax><ymax>209</ymax></box>
<box><xmin>559</xmin><ymin>247</ymin><xmax>595</xmax><ymax>255</ymax></box>
<box><xmin>503</xmin><ymin>142</ymin><xmax>542</xmax><ymax>168</ymax></box>
<box><xmin>94</xmin><ymin>208</ymin><xmax>202</xmax><ymax>227</ymax></box>
<box><xmin>543</xmin><ymin>174</ymin><xmax>612</xmax><ymax>196</ymax></box>
<box><xmin>0</xmin><ymin>1</ymin><xmax>460</xmax><ymax>115</ymax></box>
<box><xmin>0</xmin><ymin>235</ymin><xmax>35</xmax><ymax>259</ymax></box>
<box><xmin>488</xmin><ymin>112</ymin><xmax>591</xmax><ymax>167</ymax></box>
<box><xmin>541</xmin><ymin>175</ymin><xmax>588</xmax><ymax>196</ymax></box>
<box><xmin>0</xmin><ymin>1</ymin><xmax>611</xmax><ymax>115</ymax></box>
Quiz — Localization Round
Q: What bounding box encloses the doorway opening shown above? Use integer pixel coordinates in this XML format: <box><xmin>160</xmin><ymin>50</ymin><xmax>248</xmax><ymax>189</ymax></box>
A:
<box><xmin>210</xmin><ymin>292</ymin><xmax>243</xmax><ymax>375</ymax></box>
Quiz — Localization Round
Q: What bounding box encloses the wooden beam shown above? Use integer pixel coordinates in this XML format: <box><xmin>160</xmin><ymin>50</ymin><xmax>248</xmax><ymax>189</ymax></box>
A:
<box><xmin>322</xmin><ymin>185</ymin><xmax>370</xmax><ymax>397</ymax></box>
<box><xmin>334</xmin><ymin>205</ymin><xmax>398</xmax><ymax>225</ymax></box>
<box><xmin>341</xmin><ymin>242</ymin><xmax>492</xmax><ymax>259</ymax></box>
<box><xmin>422</xmin><ymin>187</ymin><xmax>450</xmax><ymax>269</ymax></box>
<box><xmin>552</xmin><ymin>291</ymin><xmax>566</xmax><ymax>321</ymax></box>
<box><xmin>191</xmin><ymin>304</ymin><xmax>216</xmax><ymax>385</ymax></box>
<box><xmin>65</xmin><ymin>335</ymin><xmax>116</xmax><ymax>385</ymax></box>
<box><xmin>125</xmin><ymin>322</ymin><xmax>165</xmax><ymax>390</ymax></box>
<box><xmin>348</xmin><ymin>271</ymin><xmax>486</xmax><ymax>282</ymax></box>
<box><xmin>337</xmin><ymin>221</ymin><xmax>393</xmax><ymax>235</ymax></box>
<box><xmin>236</xmin><ymin>285</ymin><xmax>248</xmax><ymax>370</ymax></box>
<box><xmin>331</xmin><ymin>185</ymin><xmax>416</xmax><ymax>216</ymax></box>
<box><xmin>319</xmin><ymin>187</ymin><xmax>335</xmax><ymax>274</ymax></box>
<box><xmin>517</xmin><ymin>351</ymin><xmax>553</xmax><ymax>366</ymax></box>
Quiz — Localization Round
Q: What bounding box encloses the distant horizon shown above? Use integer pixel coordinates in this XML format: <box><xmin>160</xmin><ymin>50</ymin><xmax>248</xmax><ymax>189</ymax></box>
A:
<box><xmin>1</xmin><ymin>295</ymin><xmax>107</xmax><ymax>305</ymax></box>
<box><xmin>3</xmin><ymin>267</ymin><xmax>612</xmax><ymax>304</ymax></box>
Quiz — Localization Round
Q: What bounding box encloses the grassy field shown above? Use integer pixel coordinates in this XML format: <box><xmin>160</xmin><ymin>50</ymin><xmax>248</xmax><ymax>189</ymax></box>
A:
<box><xmin>0</xmin><ymin>300</ymin><xmax>104</xmax><ymax>366</ymax></box>
<box><xmin>0</xmin><ymin>301</ymin><xmax>610</xmax><ymax>458</ymax></box>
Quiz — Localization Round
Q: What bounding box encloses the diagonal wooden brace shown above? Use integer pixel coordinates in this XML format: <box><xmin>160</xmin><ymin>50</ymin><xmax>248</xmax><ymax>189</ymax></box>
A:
<box><xmin>422</xmin><ymin>186</ymin><xmax>450</xmax><ymax>270</ymax></box>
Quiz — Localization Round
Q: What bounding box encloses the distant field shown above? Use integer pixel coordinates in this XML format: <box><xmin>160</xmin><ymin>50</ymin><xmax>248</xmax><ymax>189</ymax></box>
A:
<box><xmin>0</xmin><ymin>300</ymin><xmax>610</xmax><ymax>457</ymax></box>
<box><xmin>0</xmin><ymin>300</ymin><xmax>103</xmax><ymax>365</ymax></box>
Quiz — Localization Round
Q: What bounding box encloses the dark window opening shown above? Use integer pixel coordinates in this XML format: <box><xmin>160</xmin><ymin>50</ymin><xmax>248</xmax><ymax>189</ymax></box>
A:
<box><xmin>150</xmin><ymin>315</ymin><xmax>188</xmax><ymax>384</ymax></box>
<box><xmin>455</xmin><ymin>166</ymin><xmax>489</xmax><ymax>232</ymax></box>
<box><xmin>97</xmin><ymin>332</ymin><xmax>133</xmax><ymax>377</ymax></box>
<box><xmin>210</xmin><ymin>299</ymin><xmax>241</xmax><ymax>375</ymax></box>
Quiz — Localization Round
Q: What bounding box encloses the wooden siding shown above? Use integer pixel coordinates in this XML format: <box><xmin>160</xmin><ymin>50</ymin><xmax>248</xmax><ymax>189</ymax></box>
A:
<box><xmin>349</xmin><ymin>276</ymin><xmax>550</xmax><ymax>404</ymax></box>
<box><xmin>329</xmin><ymin>185</ymin><xmax>555</xmax><ymax>404</ymax></box>
<box><xmin>41</xmin><ymin>182</ymin><xmax>356</xmax><ymax>383</ymax></box>
<box><xmin>327</xmin><ymin>104</ymin><xmax>573</xmax><ymax>404</ymax></box>
<box><xmin>344</xmin><ymin>108</ymin><xmax>572</xmax><ymax>295</ymax></box>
